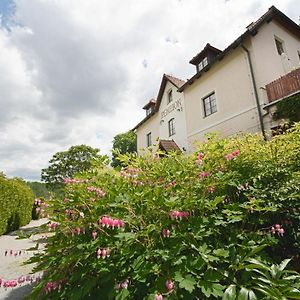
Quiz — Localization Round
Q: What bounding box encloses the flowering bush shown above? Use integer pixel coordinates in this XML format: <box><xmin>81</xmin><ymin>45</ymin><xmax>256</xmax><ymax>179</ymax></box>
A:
<box><xmin>29</xmin><ymin>124</ymin><xmax>300</xmax><ymax>299</ymax></box>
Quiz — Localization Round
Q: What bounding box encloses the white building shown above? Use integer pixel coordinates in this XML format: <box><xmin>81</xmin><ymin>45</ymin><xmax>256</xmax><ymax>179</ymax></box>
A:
<box><xmin>133</xmin><ymin>74</ymin><xmax>187</xmax><ymax>153</ymax></box>
<box><xmin>134</xmin><ymin>6</ymin><xmax>300</xmax><ymax>154</ymax></box>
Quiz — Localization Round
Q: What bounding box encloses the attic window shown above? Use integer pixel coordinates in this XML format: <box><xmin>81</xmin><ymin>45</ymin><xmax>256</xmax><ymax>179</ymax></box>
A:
<box><xmin>168</xmin><ymin>90</ymin><xmax>173</xmax><ymax>104</ymax></box>
<box><xmin>146</xmin><ymin>107</ymin><xmax>153</xmax><ymax>116</ymax></box>
<box><xmin>198</xmin><ymin>57</ymin><xmax>208</xmax><ymax>71</ymax></box>
<box><xmin>275</xmin><ymin>37</ymin><xmax>285</xmax><ymax>55</ymax></box>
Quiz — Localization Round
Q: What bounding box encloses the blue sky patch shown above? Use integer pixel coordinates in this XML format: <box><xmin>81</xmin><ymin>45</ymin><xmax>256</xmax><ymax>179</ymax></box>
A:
<box><xmin>0</xmin><ymin>0</ymin><xmax>16</xmax><ymax>29</ymax></box>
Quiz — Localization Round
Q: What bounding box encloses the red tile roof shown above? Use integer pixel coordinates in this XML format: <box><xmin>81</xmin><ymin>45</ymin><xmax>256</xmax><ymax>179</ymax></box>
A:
<box><xmin>164</xmin><ymin>74</ymin><xmax>185</xmax><ymax>88</ymax></box>
<box><xmin>159</xmin><ymin>139</ymin><xmax>181</xmax><ymax>152</ymax></box>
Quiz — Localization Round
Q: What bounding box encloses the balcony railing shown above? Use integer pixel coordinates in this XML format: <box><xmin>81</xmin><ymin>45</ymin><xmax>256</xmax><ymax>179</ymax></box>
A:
<box><xmin>266</xmin><ymin>67</ymin><xmax>300</xmax><ymax>103</ymax></box>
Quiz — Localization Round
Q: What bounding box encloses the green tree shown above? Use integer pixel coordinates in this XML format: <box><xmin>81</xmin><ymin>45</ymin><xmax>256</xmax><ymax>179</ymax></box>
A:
<box><xmin>111</xmin><ymin>130</ymin><xmax>137</xmax><ymax>167</ymax></box>
<box><xmin>26</xmin><ymin>181</ymin><xmax>51</xmax><ymax>199</ymax></box>
<box><xmin>41</xmin><ymin>145</ymin><xmax>107</xmax><ymax>191</ymax></box>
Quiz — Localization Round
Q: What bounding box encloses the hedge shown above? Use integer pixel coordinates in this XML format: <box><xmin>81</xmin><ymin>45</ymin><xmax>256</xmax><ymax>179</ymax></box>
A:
<box><xmin>0</xmin><ymin>176</ymin><xmax>34</xmax><ymax>235</ymax></box>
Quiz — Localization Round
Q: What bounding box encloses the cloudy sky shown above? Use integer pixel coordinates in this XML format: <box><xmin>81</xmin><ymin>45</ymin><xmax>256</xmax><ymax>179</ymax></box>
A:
<box><xmin>0</xmin><ymin>0</ymin><xmax>299</xmax><ymax>181</ymax></box>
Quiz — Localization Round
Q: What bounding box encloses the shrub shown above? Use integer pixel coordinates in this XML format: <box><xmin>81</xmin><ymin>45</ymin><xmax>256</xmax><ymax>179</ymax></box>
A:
<box><xmin>29</xmin><ymin>124</ymin><xmax>300</xmax><ymax>299</ymax></box>
<box><xmin>0</xmin><ymin>177</ymin><xmax>34</xmax><ymax>235</ymax></box>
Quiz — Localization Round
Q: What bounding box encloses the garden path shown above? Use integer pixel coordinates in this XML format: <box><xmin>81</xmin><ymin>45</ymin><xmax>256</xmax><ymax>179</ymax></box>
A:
<box><xmin>0</xmin><ymin>218</ymin><xmax>48</xmax><ymax>300</ymax></box>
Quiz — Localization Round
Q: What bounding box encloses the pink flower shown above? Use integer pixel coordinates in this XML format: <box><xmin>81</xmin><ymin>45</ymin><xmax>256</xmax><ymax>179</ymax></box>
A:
<box><xmin>87</xmin><ymin>186</ymin><xmax>106</xmax><ymax>198</ymax></box>
<box><xmin>162</xmin><ymin>229</ymin><xmax>170</xmax><ymax>238</ymax></box>
<box><xmin>207</xmin><ymin>186</ymin><xmax>215</xmax><ymax>193</ymax></box>
<box><xmin>166</xmin><ymin>279</ymin><xmax>174</xmax><ymax>292</ymax></box>
<box><xmin>0</xmin><ymin>278</ymin><xmax>2</xmax><ymax>287</ymax></box>
<box><xmin>225</xmin><ymin>153</ymin><xmax>233</xmax><ymax>161</ymax></box>
<box><xmin>102</xmin><ymin>249</ymin><xmax>107</xmax><ymax>258</ymax></box>
<box><xmin>271</xmin><ymin>227</ymin><xmax>276</xmax><ymax>234</ymax></box>
<box><xmin>169</xmin><ymin>211</ymin><xmax>189</xmax><ymax>220</ymax></box>
<box><xmin>154</xmin><ymin>294</ymin><xmax>163</xmax><ymax>300</ymax></box>
<box><xmin>278</xmin><ymin>228</ymin><xmax>285</xmax><ymax>236</ymax></box>
<box><xmin>197</xmin><ymin>152</ymin><xmax>204</xmax><ymax>160</ymax></box>
<box><xmin>97</xmin><ymin>248</ymin><xmax>101</xmax><ymax>259</ymax></box>
<box><xmin>18</xmin><ymin>276</ymin><xmax>25</xmax><ymax>284</ymax></box>
<box><xmin>106</xmin><ymin>248</ymin><xmax>111</xmax><ymax>257</ymax></box>
<box><xmin>199</xmin><ymin>171</ymin><xmax>210</xmax><ymax>179</ymax></box>
<box><xmin>274</xmin><ymin>224</ymin><xmax>281</xmax><ymax>230</ymax></box>
<box><xmin>98</xmin><ymin>216</ymin><xmax>125</xmax><ymax>229</ymax></box>
<box><xmin>92</xmin><ymin>231</ymin><xmax>97</xmax><ymax>240</ymax></box>
<box><xmin>47</xmin><ymin>222</ymin><xmax>59</xmax><ymax>230</ymax></box>
<box><xmin>232</xmin><ymin>149</ymin><xmax>239</xmax><ymax>156</ymax></box>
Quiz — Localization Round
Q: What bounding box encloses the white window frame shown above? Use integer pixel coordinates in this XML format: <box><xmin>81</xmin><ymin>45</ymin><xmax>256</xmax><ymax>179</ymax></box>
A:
<box><xmin>198</xmin><ymin>57</ymin><xmax>208</xmax><ymax>71</ymax></box>
<box><xmin>168</xmin><ymin>118</ymin><xmax>175</xmax><ymax>136</ymax></box>
<box><xmin>274</xmin><ymin>36</ymin><xmax>286</xmax><ymax>55</ymax></box>
<box><xmin>146</xmin><ymin>132</ymin><xmax>152</xmax><ymax>147</ymax></box>
<box><xmin>202</xmin><ymin>92</ymin><xmax>217</xmax><ymax>117</ymax></box>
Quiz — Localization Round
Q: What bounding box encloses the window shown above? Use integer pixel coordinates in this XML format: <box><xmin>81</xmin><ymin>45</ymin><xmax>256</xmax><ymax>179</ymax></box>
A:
<box><xmin>168</xmin><ymin>90</ymin><xmax>173</xmax><ymax>103</ymax></box>
<box><xmin>275</xmin><ymin>37</ymin><xmax>285</xmax><ymax>55</ymax></box>
<box><xmin>168</xmin><ymin>118</ymin><xmax>175</xmax><ymax>136</ymax></box>
<box><xmin>203</xmin><ymin>92</ymin><xmax>217</xmax><ymax>117</ymax></box>
<box><xmin>198</xmin><ymin>57</ymin><xmax>208</xmax><ymax>71</ymax></box>
<box><xmin>146</xmin><ymin>132</ymin><xmax>152</xmax><ymax>147</ymax></box>
<box><xmin>146</xmin><ymin>107</ymin><xmax>153</xmax><ymax>116</ymax></box>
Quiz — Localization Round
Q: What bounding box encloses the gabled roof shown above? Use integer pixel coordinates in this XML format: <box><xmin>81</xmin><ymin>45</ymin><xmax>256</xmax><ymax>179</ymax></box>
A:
<box><xmin>142</xmin><ymin>98</ymin><xmax>156</xmax><ymax>110</ymax></box>
<box><xmin>179</xmin><ymin>5</ymin><xmax>300</xmax><ymax>92</ymax></box>
<box><xmin>159</xmin><ymin>139</ymin><xmax>181</xmax><ymax>153</ymax></box>
<box><xmin>133</xmin><ymin>74</ymin><xmax>185</xmax><ymax>131</ymax></box>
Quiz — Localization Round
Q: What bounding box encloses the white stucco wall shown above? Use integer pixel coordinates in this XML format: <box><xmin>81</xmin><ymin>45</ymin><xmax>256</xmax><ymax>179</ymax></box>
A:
<box><xmin>136</xmin><ymin>113</ymin><xmax>159</xmax><ymax>153</ymax></box>
<box><xmin>184</xmin><ymin>47</ymin><xmax>261</xmax><ymax>150</ymax></box>
<box><xmin>249</xmin><ymin>19</ymin><xmax>300</xmax><ymax>130</ymax></box>
<box><xmin>250</xmin><ymin>19</ymin><xmax>300</xmax><ymax>97</ymax></box>
<box><xmin>158</xmin><ymin>81</ymin><xmax>187</xmax><ymax>150</ymax></box>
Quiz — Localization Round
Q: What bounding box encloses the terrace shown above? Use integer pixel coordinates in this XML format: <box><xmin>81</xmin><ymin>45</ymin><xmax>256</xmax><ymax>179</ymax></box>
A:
<box><xmin>266</xmin><ymin>67</ymin><xmax>300</xmax><ymax>103</ymax></box>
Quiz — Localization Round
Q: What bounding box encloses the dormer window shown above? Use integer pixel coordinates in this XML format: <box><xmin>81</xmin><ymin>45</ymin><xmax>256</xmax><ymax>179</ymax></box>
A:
<box><xmin>146</xmin><ymin>107</ymin><xmax>153</xmax><ymax>116</ymax></box>
<box><xmin>168</xmin><ymin>90</ymin><xmax>173</xmax><ymax>104</ymax></box>
<box><xmin>198</xmin><ymin>57</ymin><xmax>208</xmax><ymax>71</ymax></box>
<box><xmin>143</xmin><ymin>98</ymin><xmax>156</xmax><ymax>117</ymax></box>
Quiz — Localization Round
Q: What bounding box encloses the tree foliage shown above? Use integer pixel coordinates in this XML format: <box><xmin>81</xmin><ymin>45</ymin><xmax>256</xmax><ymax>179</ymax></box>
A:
<box><xmin>26</xmin><ymin>181</ymin><xmax>51</xmax><ymax>199</ymax></box>
<box><xmin>41</xmin><ymin>145</ymin><xmax>107</xmax><ymax>191</ymax></box>
<box><xmin>111</xmin><ymin>131</ymin><xmax>137</xmax><ymax>168</ymax></box>
<box><xmin>276</xmin><ymin>93</ymin><xmax>300</xmax><ymax>122</ymax></box>
<box><xmin>30</xmin><ymin>124</ymin><xmax>300</xmax><ymax>299</ymax></box>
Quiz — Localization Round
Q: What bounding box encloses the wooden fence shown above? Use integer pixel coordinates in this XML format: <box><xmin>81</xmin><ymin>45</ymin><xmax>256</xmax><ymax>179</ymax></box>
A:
<box><xmin>266</xmin><ymin>68</ymin><xmax>300</xmax><ymax>103</ymax></box>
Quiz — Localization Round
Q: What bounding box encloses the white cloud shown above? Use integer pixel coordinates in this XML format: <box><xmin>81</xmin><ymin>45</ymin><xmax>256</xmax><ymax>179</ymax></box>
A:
<box><xmin>0</xmin><ymin>0</ymin><xmax>299</xmax><ymax>180</ymax></box>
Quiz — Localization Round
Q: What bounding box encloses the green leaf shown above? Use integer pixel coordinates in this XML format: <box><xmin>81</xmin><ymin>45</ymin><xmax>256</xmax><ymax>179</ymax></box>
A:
<box><xmin>278</xmin><ymin>259</ymin><xmax>291</xmax><ymax>272</ymax></box>
<box><xmin>285</xmin><ymin>288</ymin><xmax>300</xmax><ymax>299</ymax></box>
<box><xmin>174</xmin><ymin>271</ymin><xmax>184</xmax><ymax>283</ymax></box>
<box><xmin>238</xmin><ymin>287</ymin><xmax>249</xmax><ymax>300</ymax></box>
<box><xmin>248</xmin><ymin>290</ymin><xmax>258</xmax><ymax>300</ymax></box>
<box><xmin>223</xmin><ymin>285</ymin><xmax>237</xmax><ymax>300</ymax></box>
<box><xmin>179</xmin><ymin>275</ymin><xmax>196</xmax><ymax>293</ymax></box>
<box><xmin>115</xmin><ymin>289</ymin><xmax>130</xmax><ymax>300</ymax></box>
<box><xmin>114</xmin><ymin>232</ymin><xmax>136</xmax><ymax>240</ymax></box>
<box><xmin>213</xmin><ymin>249</ymin><xmax>230</xmax><ymax>258</ymax></box>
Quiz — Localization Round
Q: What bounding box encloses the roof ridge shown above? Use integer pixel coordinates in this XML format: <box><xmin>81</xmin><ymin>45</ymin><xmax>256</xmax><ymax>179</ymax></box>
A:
<box><xmin>164</xmin><ymin>74</ymin><xmax>186</xmax><ymax>87</ymax></box>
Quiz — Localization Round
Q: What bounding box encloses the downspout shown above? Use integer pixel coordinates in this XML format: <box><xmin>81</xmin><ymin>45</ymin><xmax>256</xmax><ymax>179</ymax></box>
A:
<box><xmin>241</xmin><ymin>45</ymin><xmax>266</xmax><ymax>140</ymax></box>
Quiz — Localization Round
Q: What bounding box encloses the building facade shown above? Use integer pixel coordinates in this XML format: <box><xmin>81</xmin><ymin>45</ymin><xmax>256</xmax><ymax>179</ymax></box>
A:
<box><xmin>133</xmin><ymin>74</ymin><xmax>187</xmax><ymax>153</ymax></box>
<box><xmin>134</xmin><ymin>6</ymin><xmax>300</xmax><ymax>154</ymax></box>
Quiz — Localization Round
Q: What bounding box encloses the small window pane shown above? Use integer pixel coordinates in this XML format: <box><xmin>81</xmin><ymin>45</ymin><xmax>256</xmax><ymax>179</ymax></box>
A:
<box><xmin>203</xmin><ymin>92</ymin><xmax>217</xmax><ymax>117</ymax></box>
<box><xmin>168</xmin><ymin>90</ymin><xmax>173</xmax><ymax>103</ymax></box>
<box><xmin>147</xmin><ymin>133</ymin><xmax>152</xmax><ymax>147</ymax></box>
<box><xmin>168</xmin><ymin>118</ymin><xmax>175</xmax><ymax>136</ymax></box>
<box><xmin>275</xmin><ymin>38</ymin><xmax>284</xmax><ymax>55</ymax></box>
